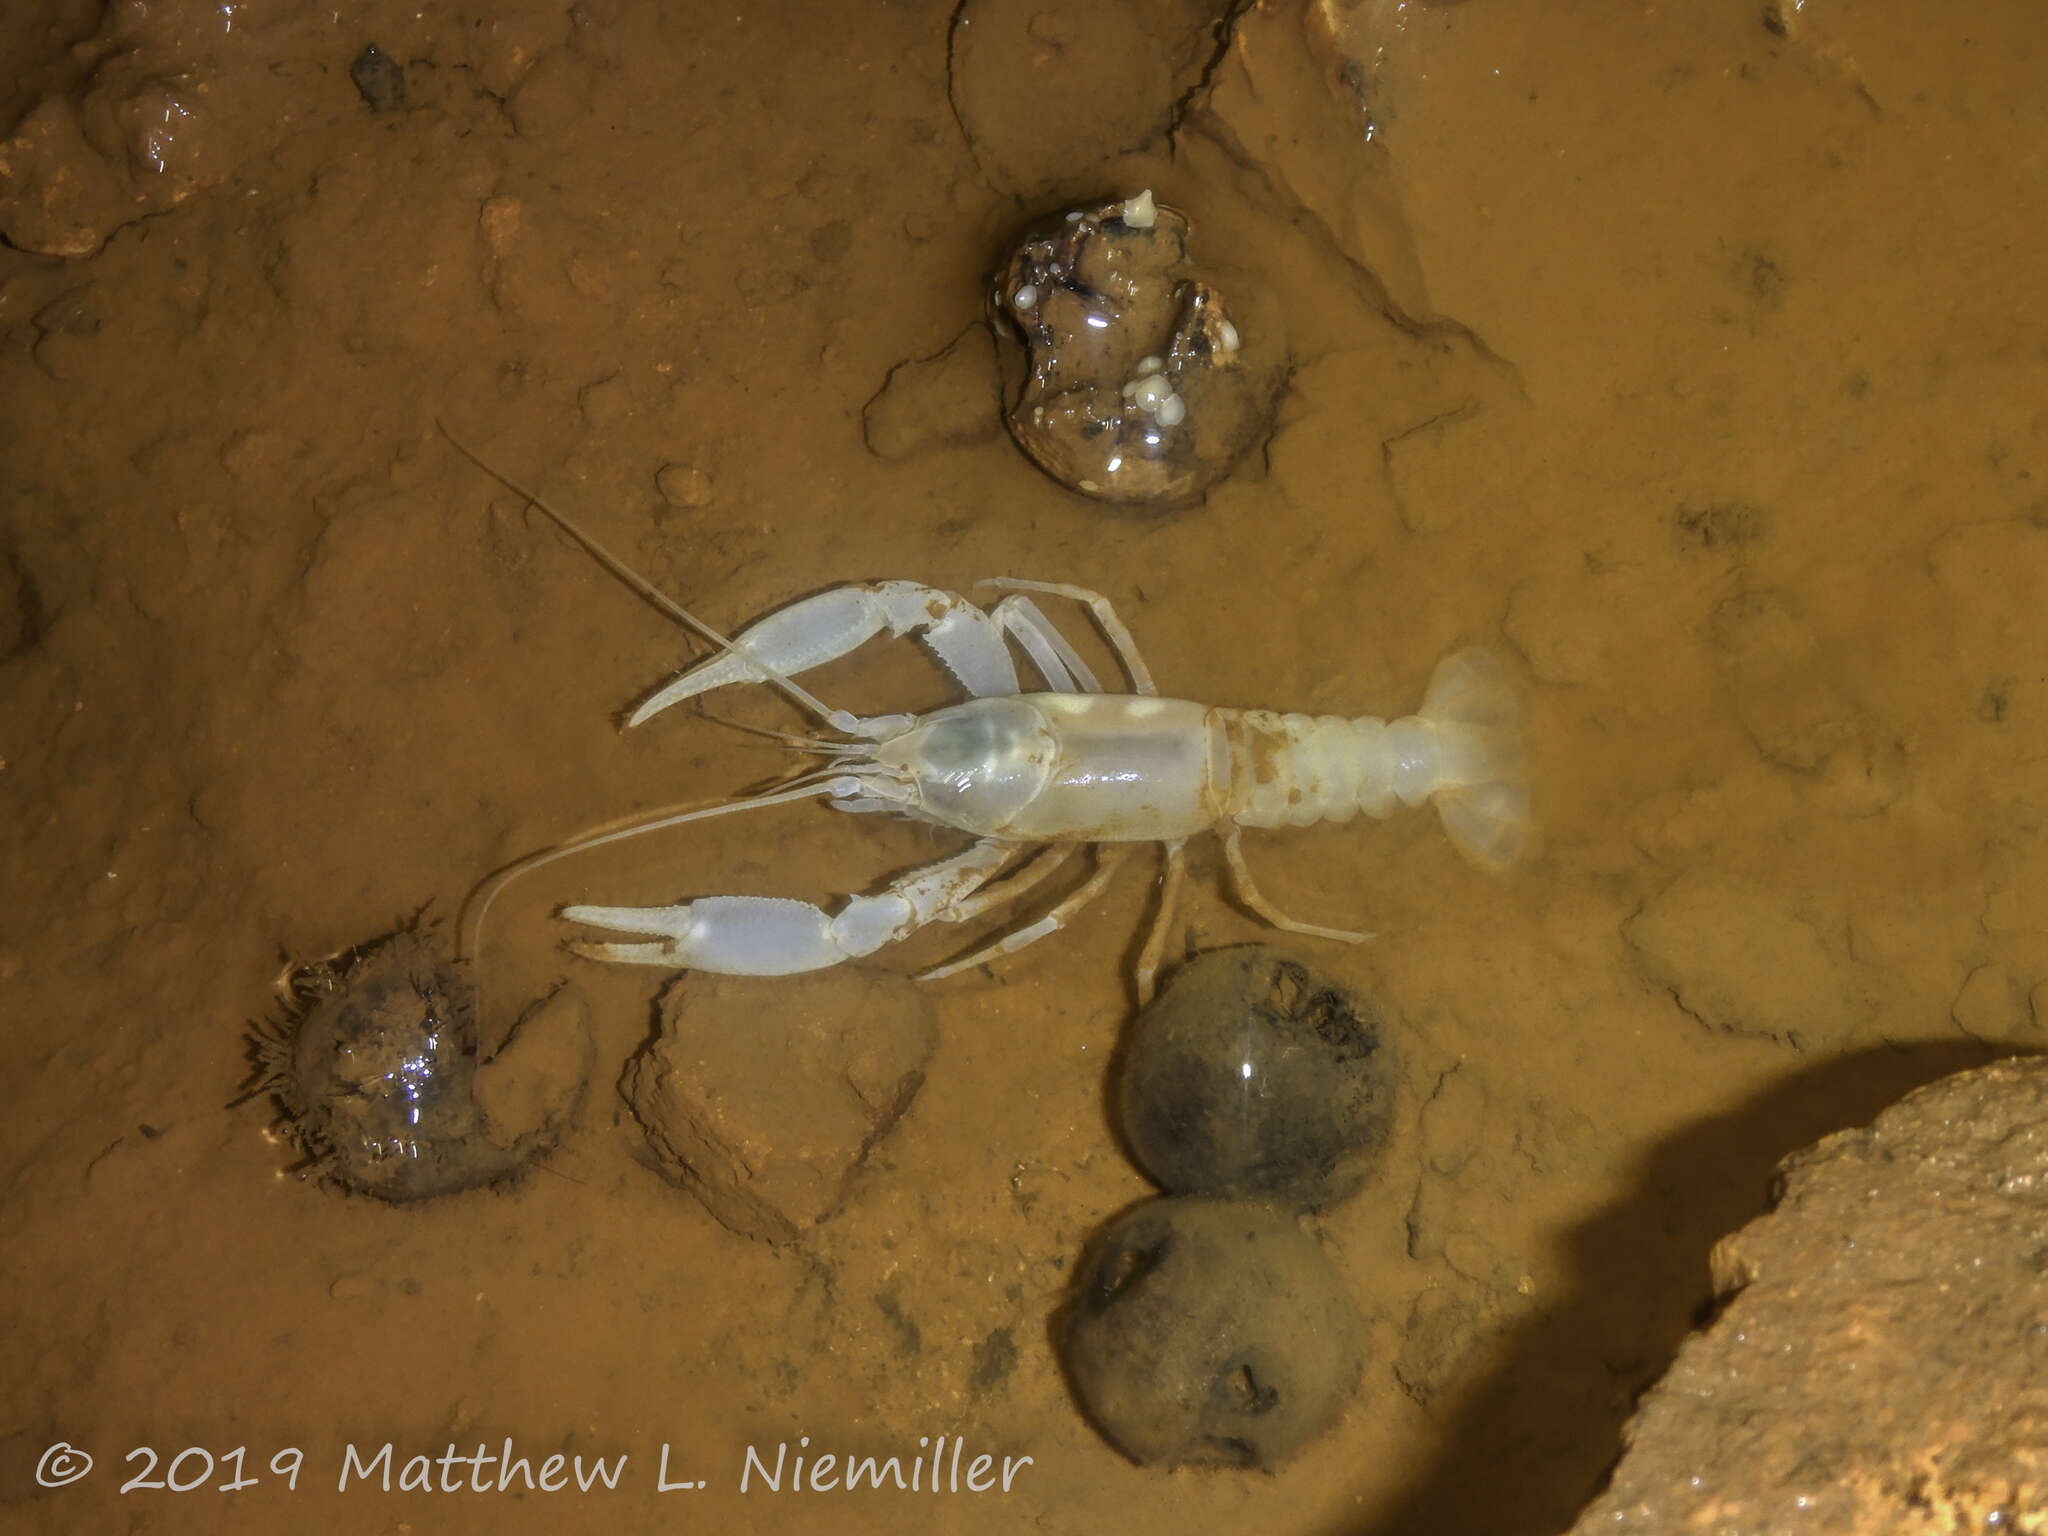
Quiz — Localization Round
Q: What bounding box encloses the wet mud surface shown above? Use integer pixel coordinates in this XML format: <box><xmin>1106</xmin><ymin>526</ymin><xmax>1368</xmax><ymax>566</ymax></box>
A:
<box><xmin>2</xmin><ymin>1</ymin><xmax>2045</xmax><ymax>1531</ymax></box>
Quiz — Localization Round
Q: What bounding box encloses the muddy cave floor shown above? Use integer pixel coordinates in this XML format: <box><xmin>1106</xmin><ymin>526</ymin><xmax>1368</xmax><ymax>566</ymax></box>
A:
<box><xmin>1</xmin><ymin>1</ymin><xmax>2045</xmax><ymax>1532</ymax></box>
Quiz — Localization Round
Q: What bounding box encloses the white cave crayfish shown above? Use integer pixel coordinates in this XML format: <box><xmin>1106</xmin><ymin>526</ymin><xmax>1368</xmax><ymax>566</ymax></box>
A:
<box><xmin>451</xmin><ymin>441</ymin><xmax>1532</xmax><ymax>1004</ymax></box>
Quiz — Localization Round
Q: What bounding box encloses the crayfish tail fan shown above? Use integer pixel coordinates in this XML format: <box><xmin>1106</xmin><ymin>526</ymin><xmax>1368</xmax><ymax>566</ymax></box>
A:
<box><xmin>1417</xmin><ymin>648</ymin><xmax>1535</xmax><ymax>872</ymax></box>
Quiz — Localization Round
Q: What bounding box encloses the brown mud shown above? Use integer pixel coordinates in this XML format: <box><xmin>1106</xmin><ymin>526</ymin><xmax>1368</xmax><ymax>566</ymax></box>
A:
<box><xmin>1</xmin><ymin>1</ymin><xmax>2043</xmax><ymax>1531</ymax></box>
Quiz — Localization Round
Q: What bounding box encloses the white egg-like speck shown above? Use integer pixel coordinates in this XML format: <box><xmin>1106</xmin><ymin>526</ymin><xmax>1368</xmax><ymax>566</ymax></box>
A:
<box><xmin>1122</xmin><ymin>373</ymin><xmax>1175</xmax><ymax>410</ymax></box>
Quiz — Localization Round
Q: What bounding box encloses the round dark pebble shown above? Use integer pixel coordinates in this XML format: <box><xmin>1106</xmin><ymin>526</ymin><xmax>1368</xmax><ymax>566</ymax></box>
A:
<box><xmin>1119</xmin><ymin>946</ymin><xmax>1398</xmax><ymax>1210</ymax></box>
<box><xmin>1062</xmin><ymin>1196</ymin><xmax>1364</xmax><ymax>1468</ymax></box>
<box><xmin>349</xmin><ymin>44</ymin><xmax>407</xmax><ymax>114</ymax></box>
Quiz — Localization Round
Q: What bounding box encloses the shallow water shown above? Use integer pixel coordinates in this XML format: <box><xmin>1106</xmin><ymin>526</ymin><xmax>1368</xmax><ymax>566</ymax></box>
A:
<box><xmin>1</xmin><ymin>1</ymin><xmax>2041</xmax><ymax>1530</ymax></box>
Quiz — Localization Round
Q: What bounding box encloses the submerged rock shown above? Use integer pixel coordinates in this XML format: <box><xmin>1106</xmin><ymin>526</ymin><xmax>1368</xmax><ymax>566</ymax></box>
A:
<box><xmin>245</xmin><ymin>920</ymin><xmax>588</xmax><ymax>1202</ymax></box>
<box><xmin>1119</xmin><ymin>947</ymin><xmax>1399</xmax><ymax>1210</ymax></box>
<box><xmin>991</xmin><ymin>189</ymin><xmax>1286</xmax><ymax>508</ymax></box>
<box><xmin>1062</xmin><ymin>1196</ymin><xmax>1365</xmax><ymax>1469</ymax></box>
<box><xmin>1568</xmin><ymin>1054</ymin><xmax>2048</xmax><ymax>1534</ymax></box>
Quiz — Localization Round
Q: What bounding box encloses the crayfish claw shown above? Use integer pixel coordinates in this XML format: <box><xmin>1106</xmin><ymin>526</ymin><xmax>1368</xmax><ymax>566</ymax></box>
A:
<box><xmin>559</xmin><ymin>894</ymin><xmax>863</xmax><ymax>976</ymax></box>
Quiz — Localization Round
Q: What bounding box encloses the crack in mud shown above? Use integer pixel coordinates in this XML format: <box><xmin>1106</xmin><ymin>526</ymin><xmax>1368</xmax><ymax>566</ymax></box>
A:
<box><xmin>1164</xmin><ymin>0</ymin><xmax>1259</xmax><ymax>140</ymax></box>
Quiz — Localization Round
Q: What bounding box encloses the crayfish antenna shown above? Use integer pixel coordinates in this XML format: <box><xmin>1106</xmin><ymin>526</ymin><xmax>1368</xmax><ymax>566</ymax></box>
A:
<box><xmin>436</xmin><ymin>420</ymin><xmax>850</xmax><ymax>732</ymax></box>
